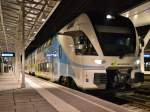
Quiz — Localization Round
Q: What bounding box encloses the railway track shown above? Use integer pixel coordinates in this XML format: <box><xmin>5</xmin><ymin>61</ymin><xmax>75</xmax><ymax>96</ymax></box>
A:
<box><xmin>122</xmin><ymin>103</ymin><xmax>150</xmax><ymax>112</ymax></box>
<box><xmin>117</xmin><ymin>85</ymin><xmax>150</xmax><ymax>112</ymax></box>
<box><xmin>118</xmin><ymin>93</ymin><xmax>150</xmax><ymax>112</ymax></box>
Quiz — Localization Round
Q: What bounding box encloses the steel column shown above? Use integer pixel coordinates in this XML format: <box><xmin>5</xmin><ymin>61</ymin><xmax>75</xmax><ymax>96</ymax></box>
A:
<box><xmin>21</xmin><ymin>0</ymin><xmax>25</xmax><ymax>88</ymax></box>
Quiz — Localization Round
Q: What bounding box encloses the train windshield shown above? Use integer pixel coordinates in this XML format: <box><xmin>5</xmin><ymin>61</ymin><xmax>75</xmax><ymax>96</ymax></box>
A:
<box><xmin>89</xmin><ymin>14</ymin><xmax>136</xmax><ymax>56</ymax></box>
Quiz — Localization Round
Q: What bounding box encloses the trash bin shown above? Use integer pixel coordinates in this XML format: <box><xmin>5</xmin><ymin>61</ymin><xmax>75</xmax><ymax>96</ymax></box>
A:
<box><xmin>4</xmin><ymin>66</ymin><xmax>9</xmax><ymax>73</ymax></box>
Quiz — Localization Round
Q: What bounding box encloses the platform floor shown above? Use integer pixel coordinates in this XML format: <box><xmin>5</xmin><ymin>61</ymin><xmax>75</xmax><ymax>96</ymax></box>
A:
<box><xmin>0</xmin><ymin>73</ymin><xmax>58</xmax><ymax>112</ymax></box>
<box><xmin>0</xmin><ymin>72</ymin><xmax>21</xmax><ymax>91</ymax></box>
<box><xmin>0</xmin><ymin>72</ymin><xmax>130</xmax><ymax>112</ymax></box>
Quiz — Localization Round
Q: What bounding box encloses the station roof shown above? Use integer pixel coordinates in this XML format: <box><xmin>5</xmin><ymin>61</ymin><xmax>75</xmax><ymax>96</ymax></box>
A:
<box><xmin>0</xmin><ymin>0</ymin><xmax>60</xmax><ymax>52</ymax></box>
<box><xmin>25</xmin><ymin>0</ymin><xmax>149</xmax><ymax>56</ymax></box>
<box><xmin>122</xmin><ymin>1</ymin><xmax>150</xmax><ymax>37</ymax></box>
<box><xmin>0</xmin><ymin>0</ymin><xmax>149</xmax><ymax>56</ymax></box>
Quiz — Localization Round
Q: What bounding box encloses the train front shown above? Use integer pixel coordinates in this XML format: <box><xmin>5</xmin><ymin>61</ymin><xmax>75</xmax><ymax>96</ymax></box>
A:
<box><xmin>88</xmin><ymin>14</ymin><xmax>143</xmax><ymax>89</ymax></box>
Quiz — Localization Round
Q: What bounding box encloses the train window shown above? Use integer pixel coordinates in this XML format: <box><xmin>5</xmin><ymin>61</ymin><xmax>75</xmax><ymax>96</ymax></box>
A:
<box><xmin>37</xmin><ymin>49</ymin><xmax>38</xmax><ymax>53</ymax></box>
<box><xmin>42</xmin><ymin>63</ymin><xmax>44</xmax><ymax>71</ymax></box>
<box><xmin>46</xmin><ymin>40</ymin><xmax>51</xmax><ymax>48</ymax></box>
<box><xmin>41</xmin><ymin>45</ymin><xmax>44</xmax><ymax>51</ymax></box>
<box><xmin>44</xmin><ymin>63</ymin><xmax>47</xmax><ymax>72</ymax></box>
<box><xmin>37</xmin><ymin>48</ymin><xmax>40</xmax><ymax>53</ymax></box>
<box><xmin>39</xmin><ymin>47</ymin><xmax>41</xmax><ymax>53</ymax></box>
<box><xmin>64</xmin><ymin>31</ymin><xmax>97</xmax><ymax>55</ymax></box>
<box><xmin>44</xmin><ymin>43</ymin><xmax>47</xmax><ymax>49</ymax></box>
<box><xmin>38</xmin><ymin>64</ymin><xmax>40</xmax><ymax>71</ymax></box>
<box><xmin>59</xmin><ymin>45</ymin><xmax>62</xmax><ymax>59</ymax></box>
<box><xmin>40</xmin><ymin>64</ymin><xmax>42</xmax><ymax>71</ymax></box>
<box><xmin>38</xmin><ymin>63</ymin><xmax>49</xmax><ymax>72</ymax></box>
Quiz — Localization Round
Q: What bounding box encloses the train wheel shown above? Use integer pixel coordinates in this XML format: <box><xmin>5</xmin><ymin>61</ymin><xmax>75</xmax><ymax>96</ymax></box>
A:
<box><xmin>112</xmin><ymin>74</ymin><xmax>119</xmax><ymax>88</ymax></box>
<box><xmin>70</xmin><ymin>78</ymin><xmax>78</xmax><ymax>90</ymax></box>
<box><xmin>64</xmin><ymin>77</ymin><xmax>70</xmax><ymax>87</ymax></box>
<box><xmin>59</xmin><ymin>76</ymin><xmax>65</xmax><ymax>85</ymax></box>
<box><xmin>58</xmin><ymin>76</ymin><xmax>63</xmax><ymax>84</ymax></box>
<box><xmin>106</xmin><ymin>70</ymin><xmax>119</xmax><ymax>89</ymax></box>
<box><xmin>59</xmin><ymin>77</ymin><xmax>78</xmax><ymax>89</ymax></box>
<box><xmin>32</xmin><ymin>72</ymin><xmax>35</xmax><ymax>76</ymax></box>
<box><xmin>59</xmin><ymin>76</ymin><xmax>68</xmax><ymax>87</ymax></box>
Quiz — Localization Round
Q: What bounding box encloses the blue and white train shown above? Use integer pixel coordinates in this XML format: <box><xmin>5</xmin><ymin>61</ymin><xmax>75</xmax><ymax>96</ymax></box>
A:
<box><xmin>25</xmin><ymin>13</ymin><xmax>143</xmax><ymax>90</ymax></box>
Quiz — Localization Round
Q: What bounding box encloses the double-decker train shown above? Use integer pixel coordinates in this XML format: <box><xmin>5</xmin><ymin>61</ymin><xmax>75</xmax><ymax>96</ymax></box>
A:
<box><xmin>25</xmin><ymin>13</ymin><xmax>143</xmax><ymax>90</ymax></box>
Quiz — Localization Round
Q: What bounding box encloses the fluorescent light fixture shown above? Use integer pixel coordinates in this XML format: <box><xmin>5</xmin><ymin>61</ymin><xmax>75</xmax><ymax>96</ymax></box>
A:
<box><xmin>106</xmin><ymin>14</ymin><xmax>113</xmax><ymax>19</ymax></box>
<box><xmin>94</xmin><ymin>60</ymin><xmax>103</xmax><ymax>64</ymax></box>
<box><xmin>42</xmin><ymin>18</ymin><xmax>46</xmax><ymax>22</ymax></box>
<box><xmin>2</xmin><ymin>53</ymin><xmax>14</xmax><ymax>57</ymax></box>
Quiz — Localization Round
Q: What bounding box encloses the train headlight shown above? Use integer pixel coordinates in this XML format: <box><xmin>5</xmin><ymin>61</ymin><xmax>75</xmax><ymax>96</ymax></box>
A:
<box><xmin>135</xmin><ymin>59</ymin><xmax>140</xmax><ymax>65</ymax></box>
<box><xmin>94</xmin><ymin>60</ymin><xmax>103</xmax><ymax>64</ymax></box>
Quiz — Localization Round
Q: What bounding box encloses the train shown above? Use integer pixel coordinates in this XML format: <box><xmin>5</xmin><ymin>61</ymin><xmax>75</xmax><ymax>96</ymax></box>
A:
<box><xmin>25</xmin><ymin>13</ymin><xmax>143</xmax><ymax>90</ymax></box>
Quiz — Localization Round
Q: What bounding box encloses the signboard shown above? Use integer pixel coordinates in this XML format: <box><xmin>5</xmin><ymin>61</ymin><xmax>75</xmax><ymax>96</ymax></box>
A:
<box><xmin>1</xmin><ymin>52</ymin><xmax>15</xmax><ymax>57</ymax></box>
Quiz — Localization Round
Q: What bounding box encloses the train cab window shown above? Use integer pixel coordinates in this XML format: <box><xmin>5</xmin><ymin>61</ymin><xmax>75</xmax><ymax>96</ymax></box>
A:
<box><xmin>63</xmin><ymin>31</ymin><xmax>97</xmax><ymax>55</ymax></box>
<box><xmin>88</xmin><ymin>14</ymin><xmax>136</xmax><ymax>56</ymax></box>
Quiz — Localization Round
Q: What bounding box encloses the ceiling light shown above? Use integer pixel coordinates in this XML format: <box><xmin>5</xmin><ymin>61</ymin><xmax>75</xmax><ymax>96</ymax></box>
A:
<box><xmin>126</xmin><ymin>13</ymin><xmax>129</xmax><ymax>18</ymax></box>
<box><xmin>6</xmin><ymin>28</ymin><xmax>10</xmax><ymax>31</ymax></box>
<box><xmin>69</xmin><ymin>44</ymin><xmax>74</xmax><ymax>47</ymax></box>
<box><xmin>134</xmin><ymin>14</ymin><xmax>138</xmax><ymax>19</ymax></box>
<box><xmin>42</xmin><ymin>18</ymin><xmax>45</xmax><ymax>22</ymax></box>
<box><xmin>135</xmin><ymin>59</ymin><xmax>140</xmax><ymax>65</ymax></box>
<box><xmin>106</xmin><ymin>14</ymin><xmax>113</xmax><ymax>19</ymax></box>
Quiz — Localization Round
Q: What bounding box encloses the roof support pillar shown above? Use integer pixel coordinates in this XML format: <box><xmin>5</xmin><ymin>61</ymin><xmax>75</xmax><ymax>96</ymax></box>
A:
<box><xmin>14</xmin><ymin>45</ymin><xmax>20</xmax><ymax>82</ymax></box>
<box><xmin>20</xmin><ymin>0</ymin><xmax>25</xmax><ymax>88</ymax></box>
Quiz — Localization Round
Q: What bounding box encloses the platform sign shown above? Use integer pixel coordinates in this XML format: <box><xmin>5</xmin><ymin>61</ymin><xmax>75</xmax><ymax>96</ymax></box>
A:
<box><xmin>1</xmin><ymin>52</ymin><xmax>15</xmax><ymax>57</ymax></box>
<box><xmin>144</xmin><ymin>54</ymin><xmax>150</xmax><ymax>58</ymax></box>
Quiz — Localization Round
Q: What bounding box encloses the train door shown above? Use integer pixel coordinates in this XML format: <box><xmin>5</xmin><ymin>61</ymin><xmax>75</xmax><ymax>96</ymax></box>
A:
<box><xmin>50</xmin><ymin>52</ymin><xmax>56</xmax><ymax>81</ymax></box>
<box><xmin>51</xmin><ymin>49</ymin><xmax>60</xmax><ymax>82</ymax></box>
<box><xmin>58</xmin><ymin>44</ymin><xmax>69</xmax><ymax>77</ymax></box>
<box><xmin>50</xmin><ymin>55</ymin><xmax>54</xmax><ymax>81</ymax></box>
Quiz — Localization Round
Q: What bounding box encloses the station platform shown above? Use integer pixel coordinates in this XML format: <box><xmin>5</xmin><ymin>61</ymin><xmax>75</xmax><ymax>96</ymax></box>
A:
<box><xmin>0</xmin><ymin>72</ymin><xmax>130</xmax><ymax>112</ymax></box>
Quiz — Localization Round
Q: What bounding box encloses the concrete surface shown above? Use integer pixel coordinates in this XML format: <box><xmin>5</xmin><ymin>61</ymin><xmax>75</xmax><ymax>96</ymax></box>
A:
<box><xmin>0</xmin><ymin>72</ymin><xmax>130</xmax><ymax>112</ymax></box>
<box><xmin>0</xmin><ymin>73</ymin><xmax>58</xmax><ymax>112</ymax></box>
